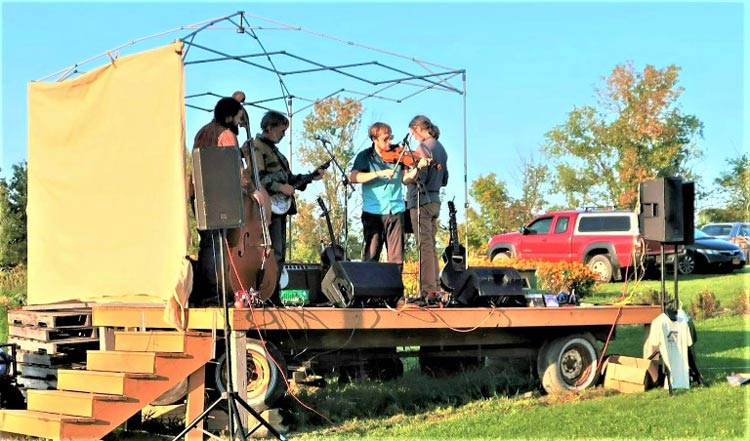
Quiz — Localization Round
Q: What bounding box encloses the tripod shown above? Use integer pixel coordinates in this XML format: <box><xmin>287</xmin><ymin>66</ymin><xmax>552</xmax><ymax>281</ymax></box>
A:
<box><xmin>173</xmin><ymin>228</ymin><xmax>286</xmax><ymax>441</ymax></box>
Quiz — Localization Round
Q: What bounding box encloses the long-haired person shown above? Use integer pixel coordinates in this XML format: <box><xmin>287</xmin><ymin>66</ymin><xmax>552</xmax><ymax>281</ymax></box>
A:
<box><xmin>403</xmin><ymin>115</ymin><xmax>448</xmax><ymax>304</ymax></box>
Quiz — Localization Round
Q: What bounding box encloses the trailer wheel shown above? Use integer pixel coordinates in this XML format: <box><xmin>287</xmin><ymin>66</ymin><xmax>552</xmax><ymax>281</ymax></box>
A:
<box><xmin>536</xmin><ymin>333</ymin><xmax>600</xmax><ymax>394</ymax></box>
<box><xmin>215</xmin><ymin>339</ymin><xmax>287</xmax><ymax>412</ymax></box>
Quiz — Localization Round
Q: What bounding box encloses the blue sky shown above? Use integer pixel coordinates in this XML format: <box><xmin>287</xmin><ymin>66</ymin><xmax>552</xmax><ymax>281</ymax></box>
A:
<box><xmin>1</xmin><ymin>1</ymin><xmax>747</xmax><ymax>215</ymax></box>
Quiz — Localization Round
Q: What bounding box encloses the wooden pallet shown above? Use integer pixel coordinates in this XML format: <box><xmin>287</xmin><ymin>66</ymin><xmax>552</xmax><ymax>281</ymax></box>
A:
<box><xmin>9</xmin><ymin>325</ymin><xmax>98</xmax><ymax>341</ymax></box>
<box><xmin>18</xmin><ymin>365</ymin><xmax>58</xmax><ymax>381</ymax></box>
<box><xmin>8</xmin><ymin>309</ymin><xmax>92</xmax><ymax>328</ymax></box>
<box><xmin>8</xmin><ymin>336</ymin><xmax>99</xmax><ymax>355</ymax></box>
<box><xmin>16</xmin><ymin>351</ymin><xmax>72</xmax><ymax>367</ymax></box>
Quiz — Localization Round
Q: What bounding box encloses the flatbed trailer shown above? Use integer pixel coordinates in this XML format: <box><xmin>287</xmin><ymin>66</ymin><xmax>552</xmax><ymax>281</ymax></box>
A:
<box><xmin>92</xmin><ymin>303</ymin><xmax>661</xmax><ymax>410</ymax></box>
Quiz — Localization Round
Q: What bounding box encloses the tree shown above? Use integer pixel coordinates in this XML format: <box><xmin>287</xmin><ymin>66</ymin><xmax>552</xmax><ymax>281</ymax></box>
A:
<box><xmin>712</xmin><ymin>154</ymin><xmax>750</xmax><ymax>221</ymax></box>
<box><xmin>290</xmin><ymin>97</ymin><xmax>363</xmax><ymax>261</ymax></box>
<box><xmin>543</xmin><ymin>63</ymin><xmax>703</xmax><ymax>209</ymax></box>
<box><xmin>463</xmin><ymin>173</ymin><xmax>519</xmax><ymax>253</ymax></box>
<box><xmin>0</xmin><ymin>162</ymin><xmax>28</xmax><ymax>267</ymax></box>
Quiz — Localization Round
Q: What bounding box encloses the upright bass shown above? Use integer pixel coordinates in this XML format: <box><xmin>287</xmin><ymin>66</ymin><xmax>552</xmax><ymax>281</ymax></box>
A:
<box><xmin>225</xmin><ymin>123</ymin><xmax>277</xmax><ymax>303</ymax></box>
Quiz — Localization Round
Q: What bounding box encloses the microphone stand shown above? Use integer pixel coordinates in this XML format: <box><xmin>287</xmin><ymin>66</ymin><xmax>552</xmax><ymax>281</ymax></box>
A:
<box><xmin>318</xmin><ymin>138</ymin><xmax>355</xmax><ymax>260</ymax></box>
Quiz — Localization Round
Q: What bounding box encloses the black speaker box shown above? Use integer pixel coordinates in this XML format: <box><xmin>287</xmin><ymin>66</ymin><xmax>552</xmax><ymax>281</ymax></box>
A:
<box><xmin>192</xmin><ymin>147</ymin><xmax>245</xmax><ymax>230</ymax></box>
<box><xmin>639</xmin><ymin>177</ymin><xmax>685</xmax><ymax>243</ymax></box>
<box><xmin>281</xmin><ymin>263</ymin><xmax>323</xmax><ymax>304</ymax></box>
<box><xmin>321</xmin><ymin>261</ymin><xmax>404</xmax><ymax>307</ymax></box>
<box><xmin>681</xmin><ymin>181</ymin><xmax>695</xmax><ymax>245</ymax></box>
<box><xmin>451</xmin><ymin>266</ymin><xmax>526</xmax><ymax>307</ymax></box>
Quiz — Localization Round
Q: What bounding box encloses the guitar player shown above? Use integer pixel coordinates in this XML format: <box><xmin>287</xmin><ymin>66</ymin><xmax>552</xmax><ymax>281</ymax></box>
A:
<box><xmin>252</xmin><ymin>110</ymin><xmax>326</xmax><ymax>304</ymax></box>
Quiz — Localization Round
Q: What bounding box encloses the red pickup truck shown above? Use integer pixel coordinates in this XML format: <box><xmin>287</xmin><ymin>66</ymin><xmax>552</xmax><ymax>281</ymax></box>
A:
<box><xmin>487</xmin><ymin>210</ymin><xmax>677</xmax><ymax>282</ymax></box>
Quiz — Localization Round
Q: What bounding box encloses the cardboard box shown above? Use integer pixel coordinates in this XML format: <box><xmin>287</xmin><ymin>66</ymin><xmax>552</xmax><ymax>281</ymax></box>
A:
<box><xmin>603</xmin><ymin>355</ymin><xmax>659</xmax><ymax>393</ymax></box>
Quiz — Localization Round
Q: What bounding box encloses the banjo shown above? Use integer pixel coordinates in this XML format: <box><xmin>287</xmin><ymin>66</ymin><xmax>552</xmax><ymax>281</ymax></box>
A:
<box><xmin>270</xmin><ymin>159</ymin><xmax>332</xmax><ymax>215</ymax></box>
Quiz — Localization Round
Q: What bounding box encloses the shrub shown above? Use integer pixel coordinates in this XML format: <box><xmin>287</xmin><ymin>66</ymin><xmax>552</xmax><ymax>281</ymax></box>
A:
<box><xmin>535</xmin><ymin>261</ymin><xmax>598</xmax><ymax>298</ymax></box>
<box><xmin>0</xmin><ymin>264</ymin><xmax>27</xmax><ymax>308</ymax></box>
<box><xmin>689</xmin><ymin>288</ymin><xmax>721</xmax><ymax>320</ymax></box>
<box><xmin>727</xmin><ymin>289</ymin><xmax>750</xmax><ymax>315</ymax></box>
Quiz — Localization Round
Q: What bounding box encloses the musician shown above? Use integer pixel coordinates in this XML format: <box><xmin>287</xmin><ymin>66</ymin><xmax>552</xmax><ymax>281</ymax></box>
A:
<box><xmin>403</xmin><ymin>115</ymin><xmax>449</xmax><ymax>304</ymax></box>
<box><xmin>252</xmin><ymin>110</ymin><xmax>325</xmax><ymax>304</ymax></box>
<box><xmin>349</xmin><ymin>122</ymin><xmax>407</xmax><ymax>268</ymax></box>
<box><xmin>192</xmin><ymin>97</ymin><xmax>264</xmax><ymax>304</ymax></box>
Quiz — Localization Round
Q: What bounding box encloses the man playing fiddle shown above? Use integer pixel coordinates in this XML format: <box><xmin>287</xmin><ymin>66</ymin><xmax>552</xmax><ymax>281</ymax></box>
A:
<box><xmin>349</xmin><ymin>122</ymin><xmax>408</xmax><ymax>269</ymax></box>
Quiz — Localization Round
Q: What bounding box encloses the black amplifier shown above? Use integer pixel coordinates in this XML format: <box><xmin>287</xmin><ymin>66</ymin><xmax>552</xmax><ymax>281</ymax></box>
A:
<box><xmin>280</xmin><ymin>262</ymin><xmax>323</xmax><ymax>304</ymax></box>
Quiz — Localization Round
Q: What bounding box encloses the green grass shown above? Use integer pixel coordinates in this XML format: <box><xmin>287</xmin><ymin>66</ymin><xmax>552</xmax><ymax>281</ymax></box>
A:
<box><xmin>294</xmin><ymin>314</ymin><xmax>749</xmax><ymax>440</ymax></box>
<box><xmin>590</xmin><ymin>266</ymin><xmax>749</xmax><ymax>308</ymax></box>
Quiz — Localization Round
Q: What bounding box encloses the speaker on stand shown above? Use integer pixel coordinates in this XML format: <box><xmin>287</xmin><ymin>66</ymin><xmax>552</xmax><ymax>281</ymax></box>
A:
<box><xmin>192</xmin><ymin>146</ymin><xmax>245</xmax><ymax>231</ymax></box>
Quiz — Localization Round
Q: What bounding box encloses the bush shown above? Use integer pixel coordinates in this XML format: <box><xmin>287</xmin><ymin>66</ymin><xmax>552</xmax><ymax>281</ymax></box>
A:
<box><xmin>727</xmin><ymin>289</ymin><xmax>750</xmax><ymax>315</ymax></box>
<box><xmin>535</xmin><ymin>261</ymin><xmax>598</xmax><ymax>298</ymax></box>
<box><xmin>689</xmin><ymin>288</ymin><xmax>721</xmax><ymax>320</ymax></box>
<box><xmin>0</xmin><ymin>264</ymin><xmax>27</xmax><ymax>308</ymax></box>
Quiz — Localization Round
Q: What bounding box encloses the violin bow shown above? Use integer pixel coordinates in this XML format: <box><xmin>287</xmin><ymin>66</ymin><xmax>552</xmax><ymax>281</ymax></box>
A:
<box><xmin>385</xmin><ymin>135</ymin><xmax>412</xmax><ymax>185</ymax></box>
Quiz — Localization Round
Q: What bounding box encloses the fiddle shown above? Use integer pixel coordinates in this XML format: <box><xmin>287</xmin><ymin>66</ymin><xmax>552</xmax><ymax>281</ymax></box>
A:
<box><xmin>379</xmin><ymin>144</ymin><xmax>424</xmax><ymax>168</ymax></box>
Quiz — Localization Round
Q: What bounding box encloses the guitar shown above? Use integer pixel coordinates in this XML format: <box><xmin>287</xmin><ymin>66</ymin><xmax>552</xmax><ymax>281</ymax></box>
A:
<box><xmin>439</xmin><ymin>200</ymin><xmax>468</xmax><ymax>292</ymax></box>
<box><xmin>270</xmin><ymin>159</ymin><xmax>332</xmax><ymax>215</ymax></box>
<box><xmin>316</xmin><ymin>196</ymin><xmax>346</xmax><ymax>268</ymax></box>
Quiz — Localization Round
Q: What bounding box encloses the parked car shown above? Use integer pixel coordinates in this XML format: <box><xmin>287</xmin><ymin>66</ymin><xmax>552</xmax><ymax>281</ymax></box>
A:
<box><xmin>678</xmin><ymin>229</ymin><xmax>747</xmax><ymax>275</ymax></box>
<box><xmin>700</xmin><ymin>221</ymin><xmax>750</xmax><ymax>258</ymax></box>
<box><xmin>486</xmin><ymin>209</ymin><xmax>680</xmax><ymax>282</ymax></box>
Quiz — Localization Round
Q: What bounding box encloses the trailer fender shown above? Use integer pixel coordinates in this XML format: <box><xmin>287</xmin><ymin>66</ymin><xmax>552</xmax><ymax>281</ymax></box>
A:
<box><xmin>536</xmin><ymin>332</ymin><xmax>600</xmax><ymax>394</ymax></box>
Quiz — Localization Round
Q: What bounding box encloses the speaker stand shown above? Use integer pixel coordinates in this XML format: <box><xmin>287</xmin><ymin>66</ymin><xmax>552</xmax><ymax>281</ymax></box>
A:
<box><xmin>173</xmin><ymin>229</ymin><xmax>285</xmax><ymax>441</ymax></box>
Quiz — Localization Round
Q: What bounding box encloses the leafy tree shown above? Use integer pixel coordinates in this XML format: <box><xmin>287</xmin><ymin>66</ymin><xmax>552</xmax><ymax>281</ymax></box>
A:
<box><xmin>712</xmin><ymin>154</ymin><xmax>750</xmax><ymax>221</ymax></box>
<box><xmin>0</xmin><ymin>162</ymin><xmax>28</xmax><ymax>267</ymax></box>
<box><xmin>291</xmin><ymin>97</ymin><xmax>363</xmax><ymax>261</ymax></box>
<box><xmin>543</xmin><ymin>63</ymin><xmax>703</xmax><ymax>209</ymax></box>
<box><xmin>463</xmin><ymin>173</ymin><xmax>519</xmax><ymax>253</ymax></box>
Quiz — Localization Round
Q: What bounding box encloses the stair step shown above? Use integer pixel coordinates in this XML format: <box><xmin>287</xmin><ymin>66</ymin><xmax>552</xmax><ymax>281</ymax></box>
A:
<box><xmin>86</xmin><ymin>350</ymin><xmax>190</xmax><ymax>373</ymax></box>
<box><xmin>113</xmin><ymin>331</ymin><xmax>208</xmax><ymax>353</ymax></box>
<box><xmin>26</xmin><ymin>390</ymin><xmax>128</xmax><ymax>417</ymax></box>
<box><xmin>57</xmin><ymin>369</ymin><xmax>159</xmax><ymax>395</ymax></box>
<box><xmin>0</xmin><ymin>410</ymin><xmax>96</xmax><ymax>440</ymax></box>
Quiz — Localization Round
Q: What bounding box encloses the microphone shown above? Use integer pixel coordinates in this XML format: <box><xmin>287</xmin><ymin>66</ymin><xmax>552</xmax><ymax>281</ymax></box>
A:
<box><xmin>314</xmin><ymin>135</ymin><xmax>331</xmax><ymax>144</ymax></box>
<box><xmin>400</xmin><ymin>133</ymin><xmax>410</xmax><ymax>147</ymax></box>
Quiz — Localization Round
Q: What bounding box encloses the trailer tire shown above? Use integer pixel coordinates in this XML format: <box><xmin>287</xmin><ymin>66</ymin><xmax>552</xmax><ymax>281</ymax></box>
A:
<box><xmin>215</xmin><ymin>339</ymin><xmax>287</xmax><ymax>412</ymax></box>
<box><xmin>536</xmin><ymin>333</ymin><xmax>600</xmax><ymax>394</ymax></box>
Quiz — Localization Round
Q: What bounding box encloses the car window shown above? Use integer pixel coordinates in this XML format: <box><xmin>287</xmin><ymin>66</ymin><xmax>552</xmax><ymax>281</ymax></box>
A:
<box><xmin>578</xmin><ymin>215</ymin><xmax>631</xmax><ymax>232</ymax></box>
<box><xmin>528</xmin><ymin>217</ymin><xmax>553</xmax><ymax>235</ymax></box>
<box><xmin>554</xmin><ymin>216</ymin><xmax>570</xmax><ymax>234</ymax></box>
<box><xmin>694</xmin><ymin>229</ymin><xmax>710</xmax><ymax>239</ymax></box>
<box><xmin>703</xmin><ymin>225</ymin><xmax>733</xmax><ymax>237</ymax></box>
<box><xmin>738</xmin><ymin>225</ymin><xmax>750</xmax><ymax>236</ymax></box>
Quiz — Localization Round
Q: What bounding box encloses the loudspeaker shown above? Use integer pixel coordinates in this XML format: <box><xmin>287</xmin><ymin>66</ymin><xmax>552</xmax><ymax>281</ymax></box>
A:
<box><xmin>280</xmin><ymin>263</ymin><xmax>323</xmax><ymax>304</ymax></box>
<box><xmin>321</xmin><ymin>261</ymin><xmax>404</xmax><ymax>307</ymax></box>
<box><xmin>639</xmin><ymin>177</ymin><xmax>685</xmax><ymax>243</ymax></box>
<box><xmin>681</xmin><ymin>181</ymin><xmax>695</xmax><ymax>245</ymax></box>
<box><xmin>452</xmin><ymin>266</ymin><xmax>526</xmax><ymax>307</ymax></box>
<box><xmin>192</xmin><ymin>147</ymin><xmax>244</xmax><ymax>230</ymax></box>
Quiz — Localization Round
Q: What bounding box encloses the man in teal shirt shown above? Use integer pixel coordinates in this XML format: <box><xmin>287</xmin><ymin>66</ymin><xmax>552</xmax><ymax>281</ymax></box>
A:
<box><xmin>349</xmin><ymin>122</ymin><xmax>407</xmax><ymax>268</ymax></box>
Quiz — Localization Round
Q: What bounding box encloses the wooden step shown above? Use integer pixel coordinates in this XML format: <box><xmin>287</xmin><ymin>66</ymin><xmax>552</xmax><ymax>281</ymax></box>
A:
<box><xmin>113</xmin><ymin>330</ymin><xmax>209</xmax><ymax>353</ymax></box>
<box><xmin>86</xmin><ymin>350</ymin><xmax>190</xmax><ymax>373</ymax></box>
<box><xmin>0</xmin><ymin>409</ymin><xmax>96</xmax><ymax>440</ymax></box>
<box><xmin>26</xmin><ymin>390</ymin><xmax>128</xmax><ymax>418</ymax></box>
<box><xmin>57</xmin><ymin>369</ymin><xmax>158</xmax><ymax>395</ymax></box>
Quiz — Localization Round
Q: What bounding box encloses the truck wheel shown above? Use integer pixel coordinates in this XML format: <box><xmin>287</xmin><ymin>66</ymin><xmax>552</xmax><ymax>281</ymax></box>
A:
<box><xmin>537</xmin><ymin>333</ymin><xmax>600</xmax><ymax>394</ymax></box>
<box><xmin>491</xmin><ymin>251</ymin><xmax>511</xmax><ymax>263</ymax></box>
<box><xmin>587</xmin><ymin>255</ymin><xmax>613</xmax><ymax>282</ymax></box>
<box><xmin>214</xmin><ymin>339</ymin><xmax>287</xmax><ymax>412</ymax></box>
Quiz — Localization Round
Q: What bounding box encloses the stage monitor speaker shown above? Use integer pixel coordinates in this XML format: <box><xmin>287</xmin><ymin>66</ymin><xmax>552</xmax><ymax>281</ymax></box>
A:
<box><xmin>280</xmin><ymin>263</ymin><xmax>323</xmax><ymax>304</ymax></box>
<box><xmin>321</xmin><ymin>261</ymin><xmax>404</xmax><ymax>307</ymax></box>
<box><xmin>452</xmin><ymin>266</ymin><xmax>526</xmax><ymax>307</ymax></box>
<box><xmin>192</xmin><ymin>147</ymin><xmax>245</xmax><ymax>230</ymax></box>
<box><xmin>639</xmin><ymin>177</ymin><xmax>684</xmax><ymax>243</ymax></box>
